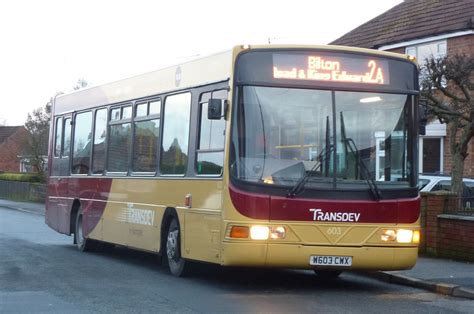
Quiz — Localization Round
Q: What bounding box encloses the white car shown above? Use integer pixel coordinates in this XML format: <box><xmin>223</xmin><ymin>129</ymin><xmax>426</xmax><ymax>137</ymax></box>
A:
<box><xmin>419</xmin><ymin>174</ymin><xmax>474</xmax><ymax>209</ymax></box>
<box><xmin>419</xmin><ymin>174</ymin><xmax>474</xmax><ymax>193</ymax></box>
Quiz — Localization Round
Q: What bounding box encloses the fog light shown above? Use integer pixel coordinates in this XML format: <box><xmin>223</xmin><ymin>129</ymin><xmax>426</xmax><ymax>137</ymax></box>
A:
<box><xmin>250</xmin><ymin>226</ymin><xmax>269</xmax><ymax>240</ymax></box>
<box><xmin>412</xmin><ymin>230</ymin><xmax>420</xmax><ymax>244</ymax></box>
<box><xmin>270</xmin><ymin>226</ymin><xmax>286</xmax><ymax>239</ymax></box>
<box><xmin>396</xmin><ymin>229</ymin><xmax>413</xmax><ymax>243</ymax></box>
<box><xmin>381</xmin><ymin>229</ymin><xmax>396</xmax><ymax>241</ymax></box>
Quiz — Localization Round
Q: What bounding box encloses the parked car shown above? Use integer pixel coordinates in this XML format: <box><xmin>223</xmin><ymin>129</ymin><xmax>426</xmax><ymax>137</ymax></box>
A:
<box><xmin>419</xmin><ymin>174</ymin><xmax>474</xmax><ymax>209</ymax></box>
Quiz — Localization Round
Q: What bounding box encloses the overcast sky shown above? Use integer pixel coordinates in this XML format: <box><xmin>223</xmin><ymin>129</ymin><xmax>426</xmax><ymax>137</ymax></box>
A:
<box><xmin>0</xmin><ymin>0</ymin><xmax>402</xmax><ymax>126</ymax></box>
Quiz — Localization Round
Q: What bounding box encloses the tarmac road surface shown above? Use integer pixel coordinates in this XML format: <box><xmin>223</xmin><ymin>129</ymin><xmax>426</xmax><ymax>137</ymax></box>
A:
<box><xmin>1</xmin><ymin>206</ymin><xmax>473</xmax><ymax>313</ymax></box>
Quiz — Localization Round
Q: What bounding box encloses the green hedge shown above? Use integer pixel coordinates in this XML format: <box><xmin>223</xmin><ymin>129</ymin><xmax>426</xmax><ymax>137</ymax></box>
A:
<box><xmin>0</xmin><ymin>172</ymin><xmax>43</xmax><ymax>183</ymax></box>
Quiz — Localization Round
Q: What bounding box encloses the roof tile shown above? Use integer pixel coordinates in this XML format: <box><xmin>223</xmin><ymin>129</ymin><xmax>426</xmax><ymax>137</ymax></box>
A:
<box><xmin>331</xmin><ymin>0</ymin><xmax>474</xmax><ymax>48</ymax></box>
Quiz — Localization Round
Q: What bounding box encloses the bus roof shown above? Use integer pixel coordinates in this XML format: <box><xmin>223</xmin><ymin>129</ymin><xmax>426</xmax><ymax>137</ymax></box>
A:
<box><xmin>54</xmin><ymin>49</ymin><xmax>233</xmax><ymax>115</ymax></box>
<box><xmin>53</xmin><ymin>45</ymin><xmax>413</xmax><ymax>115</ymax></box>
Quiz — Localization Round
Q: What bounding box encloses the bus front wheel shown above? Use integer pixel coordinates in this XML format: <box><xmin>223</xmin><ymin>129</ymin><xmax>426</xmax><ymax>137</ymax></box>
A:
<box><xmin>166</xmin><ymin>218</ymin><xmax>188</xmax><ymax>277</ymax></box>
<box><xmin>75</xmin><ymin>209</ymin><xmax>97</xmax><ymax>252</ymax></box>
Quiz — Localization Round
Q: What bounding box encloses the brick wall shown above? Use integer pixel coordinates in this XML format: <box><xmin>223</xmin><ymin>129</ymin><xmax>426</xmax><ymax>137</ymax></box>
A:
<box><xmin>420</xmin><ymin>192</ymin><xmax>474</xmax><ymax>262</ymax></box>
<box><xmin>443</xmin><ymin>132</ymin><xmax>474</xmax><ymax>178</ymax></box>
<box><xmin>437</xmin><ymin>217</ymin><xmax>474</xmax><ymax>261</ymax></box>
<box><xmin>447</xmin><ymin>34</ymin><xmax>474</xmax><ymax>56</ymax></box>
<box><xmin>443</xmin><ymin>35</ymin><xmax>474</xmax><ymax>178</ymax></box>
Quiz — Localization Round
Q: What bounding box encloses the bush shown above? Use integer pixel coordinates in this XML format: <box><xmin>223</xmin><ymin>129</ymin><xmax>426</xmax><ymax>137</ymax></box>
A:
<box><xmin>0</xmin><ymin>172</ymin><xmax>43</xmax><ymax>183</ymax></box>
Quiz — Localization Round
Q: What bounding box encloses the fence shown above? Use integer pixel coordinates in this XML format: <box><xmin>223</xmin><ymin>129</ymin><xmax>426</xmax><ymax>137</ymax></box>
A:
<box><xmin>0</xmin><ymin>180</ymin><xmax>46</xmax><ymax>203</ymax></box>
<box><xmin>443</xmin><ymin>195</ymin><xmax>474</xmax><ymax>216</ymax></box>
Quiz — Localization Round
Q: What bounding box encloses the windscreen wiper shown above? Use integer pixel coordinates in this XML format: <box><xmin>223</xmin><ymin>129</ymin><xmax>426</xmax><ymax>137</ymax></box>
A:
<box><xmin>286</xmin><ymin>145</ymin><xmax>333</xmax><ymax>198</ymax></box>
<box><xmin>340</xmin><ymin>111</ymin><xmax>381</xmax><ymax>201</ymax></box>
<box><xmin>343</xmin><ymin>137</ymin><xmax>382</xmax><ymax>201</ymax></box>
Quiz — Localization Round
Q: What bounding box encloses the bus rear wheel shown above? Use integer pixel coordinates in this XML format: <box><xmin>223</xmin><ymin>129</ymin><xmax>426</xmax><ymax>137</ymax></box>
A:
<box><xmin>166</xmin><ymin>218</ymin><xmax>189</xmax><ymax>277</ymax></box>
<box><xmin>75</xmin><ymin>209</ymin><xmax>97</xmax><ymax>252</ymax></box>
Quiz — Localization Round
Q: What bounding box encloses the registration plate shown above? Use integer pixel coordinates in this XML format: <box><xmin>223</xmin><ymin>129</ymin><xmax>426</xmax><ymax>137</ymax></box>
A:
<box><xmin>309</xmin><ymin>255</ymin><xmax>352</xmax><ymax>266</ymax></box>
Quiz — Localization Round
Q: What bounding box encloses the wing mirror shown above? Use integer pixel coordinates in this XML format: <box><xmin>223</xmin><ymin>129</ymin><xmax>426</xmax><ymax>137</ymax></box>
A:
<box><xmin>208</xmin><ymin>99</ymin><xmax>227</xmax><ymax>120</ymax></box>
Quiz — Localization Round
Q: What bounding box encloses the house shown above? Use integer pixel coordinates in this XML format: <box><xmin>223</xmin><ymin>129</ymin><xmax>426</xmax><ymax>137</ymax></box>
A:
<box><xmin>331</xmin><ymin>0</ymin><xmax>474</xmax><ymax>177</ymax></box>
<box><xmin>0</xmin><ymin>126</ymin><xmax>27</xmax><ymax>172</ymax></box>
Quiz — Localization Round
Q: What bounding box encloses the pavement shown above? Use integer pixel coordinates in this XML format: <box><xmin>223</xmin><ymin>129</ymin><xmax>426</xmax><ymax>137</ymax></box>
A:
<box><xmin>1</xmin><ymin>198</ymin><xmax>473</xmax><ymax>300</ymax></box>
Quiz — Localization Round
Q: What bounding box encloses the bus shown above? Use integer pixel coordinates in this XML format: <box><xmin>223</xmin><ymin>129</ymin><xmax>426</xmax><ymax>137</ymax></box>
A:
<box><xmin>46</xmin><ymin>45</ymin><xmax>421</xmax><ymax>277</ymax></box>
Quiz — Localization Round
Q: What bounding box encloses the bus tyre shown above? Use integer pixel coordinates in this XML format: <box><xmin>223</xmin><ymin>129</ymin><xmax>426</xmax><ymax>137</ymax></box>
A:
<box><xmin>166</xmin><ymin>218</ymin><xmax>188</xmax><ymax>277</ymax></box>
<box><xmin>313</xmin><ymin>270</ymin><xmax>342</xmax><ymax>279</ymax></box>
<box><xmin>75</xmin><ymin>209</ymin><xmax>97</xmax><ymax>252</ymax></box>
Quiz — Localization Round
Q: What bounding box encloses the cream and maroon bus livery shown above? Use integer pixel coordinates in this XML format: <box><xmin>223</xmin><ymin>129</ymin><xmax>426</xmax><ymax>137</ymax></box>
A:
<box><xmin>46</xmin><ymin>45</ymin><xmax>421</xmax><ymax>277</ymax></box>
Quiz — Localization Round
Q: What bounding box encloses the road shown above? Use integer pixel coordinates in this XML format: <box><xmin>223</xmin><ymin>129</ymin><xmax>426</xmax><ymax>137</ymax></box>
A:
<box><xmin>1</xmin><ymin>206</ymin><xmax>473</xmax><ymax>313</ymax></box>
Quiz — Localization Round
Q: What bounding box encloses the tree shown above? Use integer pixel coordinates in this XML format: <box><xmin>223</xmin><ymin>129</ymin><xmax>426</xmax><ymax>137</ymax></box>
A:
<box><xmin>23</xmin><ymin>99</ymin><xmax>52</xmax><ymax>180</ymax></box>
<box><xmin>420</xmin><ymin>54</ymin><xmax>474</xmax><ymax>195</ymax></box>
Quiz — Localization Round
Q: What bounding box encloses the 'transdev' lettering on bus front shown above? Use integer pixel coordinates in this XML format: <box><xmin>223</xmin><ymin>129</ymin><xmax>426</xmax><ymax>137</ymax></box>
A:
<box><xmin>309</xmin><ymin>208</ymin><xmax>361</xmax><ymax>222</ymax></box>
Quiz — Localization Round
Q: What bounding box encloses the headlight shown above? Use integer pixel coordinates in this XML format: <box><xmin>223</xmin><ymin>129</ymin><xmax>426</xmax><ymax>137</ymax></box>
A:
<box><xmin>381</xmin><ymin>229</ymin><xmax>420</xmax><ymax>243</ymax></box>
<box><xmin>381</xmin><ymin>229</ymin><xmax>397</xmax><ymax>241</ymax></box>
<box><xmin>229</xmin><ymin>225</ymin><xmax>286</xmax><ymax>240</ymax></box>
<box><xmin>250</xmin><ymin>226</ymin><xmax>270</xmax><ymax>240</ymax></box>
<box><xmin>270</xmin><ymin>226</ymin><xmax>286</xmax><ymax>239</ymax></box>
<box><xmin>396</xmin><ymin>229</ymin><xmax>414</xmax><ymax>243</ymax></box>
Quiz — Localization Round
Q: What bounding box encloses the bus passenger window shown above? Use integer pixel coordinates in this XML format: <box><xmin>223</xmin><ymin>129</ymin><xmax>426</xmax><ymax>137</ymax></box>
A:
<box><xmin>196</xmin><ymin>91</ymin><xmax>226</xmax><ymax>175</ymax></box>
<box><xmin>160</xmin><ymin>93</ymin><xmax>191</xmax><ymax>175</ymax></box>
<box><xmin>133</xmin><ymin>100</ymin><xmax>160</xmax><ymax>173</ymax></box>
<box><xmin>72</xmin><ymin>111</ymin><xmax>92</xmax><ymax>174</ymax></box>
<box><xmin>92</xmin><ymin>109</ymin><xmax>107</xmax><ymax>174</ymax></box>
<box><xmin>62</xmin><ymin>118</ymin><xmax>71</xmax><ymax>157</ymax></box>
<box><xmin>108</xmin><ymin>123</ymin><xmax>131</xmax><ymax>173</ymax></box>
<box><xmin>122</xmin><ymin>106</ymin><xmax>132</xmax><ymax>119</ymax></box>
<box><xmin>54</xmin><ymin>117</ymin><xmax>62</xmax><ymax>157</ymax></box>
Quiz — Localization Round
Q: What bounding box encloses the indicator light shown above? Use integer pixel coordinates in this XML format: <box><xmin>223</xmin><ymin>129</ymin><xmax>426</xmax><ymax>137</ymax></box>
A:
<box><xmin>412</xmin><ymin>230</ymin><xmax>420</xmax><ymax>244</ymax></box>
<box><xmin>230</xmin><ymin>226</ymin><xmax>249</xmax><ymax>239</ymax></box>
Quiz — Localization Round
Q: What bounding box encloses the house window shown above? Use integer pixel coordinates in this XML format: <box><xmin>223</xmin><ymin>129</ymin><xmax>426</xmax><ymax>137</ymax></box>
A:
<box><xmin>405</xmin><ymin>40</ymin><xmax>447</xmax><ymax>65</ymax></box>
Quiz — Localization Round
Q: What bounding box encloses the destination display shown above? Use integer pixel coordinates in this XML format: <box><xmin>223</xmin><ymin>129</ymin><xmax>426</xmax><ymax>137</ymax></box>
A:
<box><xmin>272</xmin><ymin>53</ymin><xmax>389</xmax><ymax>85</ymax></box>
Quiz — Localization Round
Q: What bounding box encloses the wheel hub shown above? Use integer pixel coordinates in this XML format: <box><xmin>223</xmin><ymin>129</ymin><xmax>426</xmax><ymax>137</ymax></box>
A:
<box><xmin>167</xmin><ymin>230</ymin><xmax>179</xmax><ymax>261</ymax></box>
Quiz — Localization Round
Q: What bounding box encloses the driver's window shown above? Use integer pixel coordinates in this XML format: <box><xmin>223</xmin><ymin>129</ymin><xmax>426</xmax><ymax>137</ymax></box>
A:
<box><xmin>196</xmin><ymin>90</ymin><xmax>227</xmax><ymax>175</ymax></box>
<box><xmin>72</xmin><ymin>111</ymin><xmax>92</xmax><ymax>174</ymax></box>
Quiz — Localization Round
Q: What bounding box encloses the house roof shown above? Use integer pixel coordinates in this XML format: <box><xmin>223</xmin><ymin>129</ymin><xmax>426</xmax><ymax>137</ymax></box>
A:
<box><xmin>0</xmin><ymin>126</ymin><xmax>24</xmax><ymax>145</ymax></box>
<box><xmin>331</xmin><ymin>0</ymin><xmax>474</xmax><ymax>49</ymax></box>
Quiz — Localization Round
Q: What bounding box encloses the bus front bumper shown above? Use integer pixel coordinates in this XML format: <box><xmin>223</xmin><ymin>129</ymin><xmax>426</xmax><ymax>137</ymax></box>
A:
<box><xmin>220</xmin><ymin>242</ymin><xmax>418</xmax><ymax>270</ymax></box>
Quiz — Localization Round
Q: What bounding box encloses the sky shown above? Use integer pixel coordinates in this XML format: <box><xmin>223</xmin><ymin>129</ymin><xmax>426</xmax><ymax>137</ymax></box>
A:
<box><xmin>0</xmin><ymin>0</ymin><xmax>403</xmax><ymax>126</ymax></box>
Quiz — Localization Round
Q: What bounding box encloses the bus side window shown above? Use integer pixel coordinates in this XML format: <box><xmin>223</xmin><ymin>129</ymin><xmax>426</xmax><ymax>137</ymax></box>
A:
<box><xmin>92</xmin><ymin>108</ymin><xmax>107</xmax><ymax>174</ymax></box>
<box><xmin>54</xmin><ymin>117</ymin><xmax>62</xmax><ymax>157</ymax></box>
<box><xmin>196</xmin><ymin>90</ymin><xmax>227</xmax><ymax>175</ymax></box>
<box><xmin>108</xmin><ymin>105</ymin><xmax>132</xmax><ymax>173</ymax></box>
<box><xmin>72</xmin><ymin>111</ymin><xmax>92</xmax><ymax>174</ymax></box>
<box><xmin>132</xmin><ymin>100</ymin><xmax>160</xmax><ymax>173</ymax></box>
<box><xmin>160</xmin><ymin>92</ymin><xmax>191</xmax><ymax>175</ymax></box>
<box><xmin>62</xmin><ymin>117</ymin><xmax>71</xmax><ymax>157</ymax></box>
